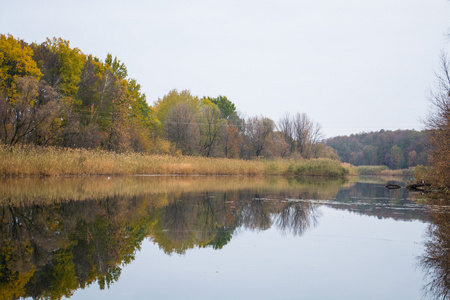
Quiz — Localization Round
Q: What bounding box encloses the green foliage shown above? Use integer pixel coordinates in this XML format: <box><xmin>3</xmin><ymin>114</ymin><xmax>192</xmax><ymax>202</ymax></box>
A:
<box><xmin>126</xmin><ymin>79</ymin><xmax>160</xmax><ymax>132</ymax></box>
<box><xmin>265</xmin><ymin>162</ymin><xmax>280</xmax><ymax>174</ymax></box>
<box><xmin>155</xmin><ymin>89</ymin><xmax>201</xmax><ymax>125</ymax></box>
<box><xmin>197</xmin><ymin>103</ymin><xmax>226</xmax><ymax>157</ymax></box>
<box><xmin>105</xmin><ymin>53</ymin><xmax>128</xmax><ymax>80</ymax></box>
<box><xmin>205</xmin><ymin>95</ymin><xmax>239</xmax><ymax>122</ymax></box>
<box><xmin>43</xmin><ymin>37</ymin><xmax>85</xmax><ymax>100</ymax></box>
<box><xmin>206</xmin><ymin>226</ymin><xmax>234</xmax><ymax>250</ymax></box>
<box><xmin>355</xmin><ymin>165</ymin><xmax>389</xmax><ymax>175</ymax></box>
<box><xmin>414</xmin><ymin>165</ymin><xmax>431</xmax><ymax>183</ymax></box>
<box><xmin>44</xmin><ymin>250</ymin><xmax>78</xmax><ymax>299</ymax></box>
<box><xmin>288</xmin><ymin>158</ymin><xmax>350</xmax><ymax>177</ymax></box>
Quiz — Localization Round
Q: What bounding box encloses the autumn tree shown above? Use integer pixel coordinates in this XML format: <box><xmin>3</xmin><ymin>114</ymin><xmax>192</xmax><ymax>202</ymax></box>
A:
<box><xmin>0</xmin><ymin>34</ymin><xmax>42</xmax><ymax>99</ymax></box>
<box><xmin>197</xmin><ymin>102</ymin><xmax>225</xmax><ymax>157</ymax></box>
<box><xmin>126</xmin><ymin>78</ymin><xmax>163</xmax><ymax>153</ymax></box>
<box><xmin>419</xmin><ymin>206</ymin><xmax>450</xmax><ymax>299</ymax></box>
<box><xmin>105</xmin><ymin>53</ymin><xmax>128</xmax><ymax>80</ymax></box>
<box><xmin>278</xmin><ymin>112</ymin><xmax>323</xmax><ymax>158</ymax></box>
<box><xmin>155</xmin><ymin>89</ymin><xmax>200</xmax><ymax>125</ymax></box>
<box><xmin>202</xmin><ymin>95</ymin><xmax>243</xmax><ymax>157</ymax></box>
<box><xmin>278</xmin><ymin>113</ymin><xmax>296</xmax><ymax>153</ymax></box>
<box><xmin>205</xmin><ymin>95</ymin><xmax>240</xmax><ymax>123</ymax></box>
<box><xmin>1</xmin><ymin>35</ymin><xmax>166</xmax><ymax>153</ymax></box>
<box><xmin>165</xmin><ymin>102</ymin><xmax>199</xmax><ymax>155</ymax></box>
<box><xmin>60</xmin><ymin>54</ymin><xmax>121</xmax><ymax>149</ymax></box>
<box><xmin>42</xmin><ymin>38</ymin><xmax>84</xmax><ymax>101</ymax></box>
<box><xmin>293</xmin><ymin>113</ymin><xmax>323</xmax><ymax>158</ymax></box>
<box><xmin>221</xmin><ymin>120</ymin><xmax>242</xmax><ymax>158</ymax></box>
<box><xmin>0</xmin><ymin>76</ymin><xmax>61</xmax><ymax>146</ymax></box>
<box><xmin>264</xmin><ymin>131</ymin><xmax>291</xmax><ymax>158</ymax></box>
<box><xmin>426</xmin><ymin>53</ymin><xmax>450</xmax><ymax>187</ymax></box>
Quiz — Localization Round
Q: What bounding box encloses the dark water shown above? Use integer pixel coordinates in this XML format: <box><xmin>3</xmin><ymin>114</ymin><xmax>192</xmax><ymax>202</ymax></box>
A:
<box><xmin>0</xmin><ymin>176</ymin><xmax>448</xmax><ymax>300</ymax></box>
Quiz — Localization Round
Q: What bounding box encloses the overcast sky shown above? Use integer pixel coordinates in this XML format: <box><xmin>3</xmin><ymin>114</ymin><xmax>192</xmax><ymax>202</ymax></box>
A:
<box><xmin>2</xmin><ymin>0</ymin><xmax>449</xmax><ymax>137</ymax></box>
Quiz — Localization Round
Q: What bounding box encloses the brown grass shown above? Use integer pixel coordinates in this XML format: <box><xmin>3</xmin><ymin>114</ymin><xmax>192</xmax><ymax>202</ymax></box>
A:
<box><xmin>0</xmin><ymin>146</ymin><xmax>353</xmax><ymax>177</ymax></box>
<box><xmin>355</xmin><ymin>165</ymin><xmax>415</xmax><ymax>177</ymax></box>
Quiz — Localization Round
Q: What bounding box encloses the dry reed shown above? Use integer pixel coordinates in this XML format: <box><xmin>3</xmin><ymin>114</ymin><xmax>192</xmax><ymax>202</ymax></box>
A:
<box><xmin>355</xmin><ymin>165</ymin><xmax>415</xmax><ymax>177</ymax></box>
<box><xmin>0</xmin><ymin>146</ymin><xmax>353</xmax><ymax>177</ymax></box>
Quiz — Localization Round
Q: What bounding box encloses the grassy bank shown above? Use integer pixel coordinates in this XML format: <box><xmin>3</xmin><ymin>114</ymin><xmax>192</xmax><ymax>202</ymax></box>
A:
<box><xmin>0</xmin><ymin>146</ymin><xmax>353</xmax><ymax>177</ymax></box>
<box><xmin>355</xmin><ymin>165</ymin><xmax>415</xmax><ymax>177</ymax></box>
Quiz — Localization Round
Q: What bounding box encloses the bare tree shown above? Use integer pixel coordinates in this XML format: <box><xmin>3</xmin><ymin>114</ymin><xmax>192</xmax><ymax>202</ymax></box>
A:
<box><xmin>221</xmin><ymin>120</ymin><xmax>241</xmax><ymax>158</ymax></box>
<box><xmin>426</xmin><ymin>53</ymin><xmax>450</xmax><ymax>187</ymax></box>
<box><xmin>419</xmin><ymin>207</ymin><xmax>450</xmax><ymax>300</ymax></box>
<box><xmin>244</xmin><ymin>116</ymin><xmax>274</xmax><ymax>157</ymax></box>
<box><xmin>278</xmin><ymin>112</ymin><xmax>323</xmax><ymax>158</ymax></box>
<box><xmin>278</xmin><ymin>112</ymin><xmax>295</xmax><ymax>153</ymax></box>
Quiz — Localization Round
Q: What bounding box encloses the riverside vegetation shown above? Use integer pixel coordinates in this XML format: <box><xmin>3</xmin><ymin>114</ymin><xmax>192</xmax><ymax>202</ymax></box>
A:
<box><xmin>0</xmin><ymin>145</ymin><xmax>354</xmax><ymax>177</ymax></box>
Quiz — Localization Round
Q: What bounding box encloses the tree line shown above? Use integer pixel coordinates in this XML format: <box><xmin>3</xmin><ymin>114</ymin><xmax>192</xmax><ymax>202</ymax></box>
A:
<box><xmin>0</xmin><ymin>34</ymin><xmax>338</xmax><ymax>160</ymax></box>
<box><xmin>324</xmin><ymin>129</ymin><xmax>429</xmax><ymax>169</ymax></box>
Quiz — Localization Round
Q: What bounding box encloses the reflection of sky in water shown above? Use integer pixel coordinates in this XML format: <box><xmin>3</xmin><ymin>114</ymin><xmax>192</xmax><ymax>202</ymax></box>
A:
<box><xmin>67</xmin><ymin>206</ymin><xmax>426</xmax><ymax>300</ymax></box>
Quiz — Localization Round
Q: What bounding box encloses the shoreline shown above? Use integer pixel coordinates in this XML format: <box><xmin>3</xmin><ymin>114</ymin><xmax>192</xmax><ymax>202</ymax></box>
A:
<box><xmin>0</xmin><ymin>146</ymin><xmax>353</xmax><ymax>177</ymax></box>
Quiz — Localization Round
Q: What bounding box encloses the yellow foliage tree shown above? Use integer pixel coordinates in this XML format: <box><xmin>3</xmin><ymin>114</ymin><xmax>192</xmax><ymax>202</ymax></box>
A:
<box><xmin>0</xmin><ymin>34</ymin><xmax>42</xmax><ymax>100</ymax></box>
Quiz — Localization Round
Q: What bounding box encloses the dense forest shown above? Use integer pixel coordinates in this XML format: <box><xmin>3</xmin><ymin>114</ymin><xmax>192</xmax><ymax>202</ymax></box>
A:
<box><xmin>324</xmin><ymin>130</ymin><xmax>429</xmax><ymax>169</ymax></box>
<box><xmin>0</xmin><ymin>34</ymin><xmax>337</xmax><ymax>160</ymax></box>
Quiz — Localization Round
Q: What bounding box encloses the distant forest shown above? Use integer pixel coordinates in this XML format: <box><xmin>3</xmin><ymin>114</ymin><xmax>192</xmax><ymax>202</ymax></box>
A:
<box><xmin>324</xmin><ymin>130</ymin><xmax>428</xmax><ymax>169</ymax></box>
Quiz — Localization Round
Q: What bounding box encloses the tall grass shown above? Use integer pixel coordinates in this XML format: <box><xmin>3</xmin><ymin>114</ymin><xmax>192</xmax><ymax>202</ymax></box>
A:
<box><xmin>0</xmin><ymin>146</ymin><xmax>353</xmax><ymax>177</ymax></box>
<box><xmin>287</xmin><ymin>159</ymin><xmax>354</xmax><ymax>177</ymax></box>
<box><xmin>355</xmin><ymin>165</ymin><xmax>415</xmax><ymax>177</ymax></box>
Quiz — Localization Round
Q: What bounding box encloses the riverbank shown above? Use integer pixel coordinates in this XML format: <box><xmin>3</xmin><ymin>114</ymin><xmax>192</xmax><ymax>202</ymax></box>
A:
<box><xmin>0</xmin><ymin>146</ymin><xmax>354</xmax><ymax>177</ymax></box>
<box><xmin>355</xmin><ymin>165</ymin><xmax>415</xmax><ymax>177</ymax></box>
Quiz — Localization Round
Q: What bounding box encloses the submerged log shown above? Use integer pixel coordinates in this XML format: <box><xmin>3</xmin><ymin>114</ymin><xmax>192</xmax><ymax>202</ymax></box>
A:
<box><xmin>406</xmin><ymin>182</ymin><xmax>432</xmax><ymax>192</ymax></box>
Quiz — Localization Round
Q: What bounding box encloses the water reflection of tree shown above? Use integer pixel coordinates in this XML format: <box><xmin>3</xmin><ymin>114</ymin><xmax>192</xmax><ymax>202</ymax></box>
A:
<box><xmin>331</xmin><ymin>182</ymin><xmax>431</xmax><ymax>222</ymax></box>
<box><xmin>0</xmin><ymin>186</ymin><xmax>327</xmax><ymax>299</ymax></box>
<box><xmin>419</xmin><ymin>199</ymin><xmax>450</xmax><ymax>300</ymax></box>
<box><xmin>0</xmin><ymin>196</ymin><xmax>156</xmax><ymax>300</ymax></box>
<box><xmin>276</xmin><ymin>202</ymin><xmax>319</xmax><ymax>236</ymax></box>
<box><xmin>240</xmin><ymin>195</ymin><xmax>273</xmax><ymax>231</ymax></box>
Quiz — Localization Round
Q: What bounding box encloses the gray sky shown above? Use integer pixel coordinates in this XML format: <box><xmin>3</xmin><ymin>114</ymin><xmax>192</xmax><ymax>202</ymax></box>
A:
<box><xmin>2</xmin><ymin>0</ymin><xmax>449</xmax><ymax>137</ymax></box>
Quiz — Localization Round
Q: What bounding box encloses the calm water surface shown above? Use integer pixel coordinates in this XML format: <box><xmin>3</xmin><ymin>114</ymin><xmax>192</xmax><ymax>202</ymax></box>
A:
<box><xmin>0</xmin><ymin>176</ymin><xmax>448</xmax><ymax>300</ymax></box>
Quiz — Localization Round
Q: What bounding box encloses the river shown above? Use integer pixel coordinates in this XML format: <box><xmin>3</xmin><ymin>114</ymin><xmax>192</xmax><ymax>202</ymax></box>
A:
<box><xmin>0</xmin><ymin>176</ymin><xmax>447</xmax><ymax>300</ymax></box>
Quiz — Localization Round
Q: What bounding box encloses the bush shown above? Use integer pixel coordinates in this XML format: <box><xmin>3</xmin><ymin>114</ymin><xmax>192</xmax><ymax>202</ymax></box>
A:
<box><xmin>291</xmin><ymin>158</ymin><xmax>350</xmax><ymax>177</ymax></box>
<box><xmin>355</xmin><ymin>165</ymin><xmax>389</xmax><ymax>175</ymax></box>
